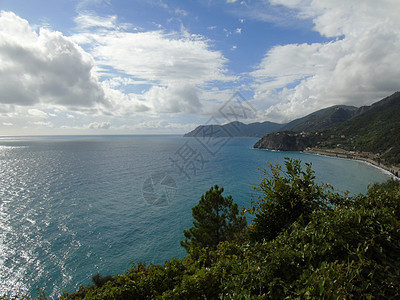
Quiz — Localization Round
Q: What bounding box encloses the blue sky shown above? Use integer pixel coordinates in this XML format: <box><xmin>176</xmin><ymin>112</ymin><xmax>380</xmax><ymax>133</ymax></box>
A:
<box><xmin>0</xmin><ymin>0</ymin><xmax>399</xmax><ymax>135</ymax></box>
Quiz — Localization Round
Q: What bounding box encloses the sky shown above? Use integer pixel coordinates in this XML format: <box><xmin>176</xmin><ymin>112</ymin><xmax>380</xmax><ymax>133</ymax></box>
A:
<box><xmin>0</xmin><ymin>0</ymin><xmax>399</xmax><ymax>135</ymax></box>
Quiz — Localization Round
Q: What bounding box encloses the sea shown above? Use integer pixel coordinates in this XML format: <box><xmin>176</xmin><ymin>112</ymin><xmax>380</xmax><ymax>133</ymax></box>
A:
<box><xmin>0</xmin><ymin>135</ymin><xmax>393</xmax><ymax>298</ymax></box>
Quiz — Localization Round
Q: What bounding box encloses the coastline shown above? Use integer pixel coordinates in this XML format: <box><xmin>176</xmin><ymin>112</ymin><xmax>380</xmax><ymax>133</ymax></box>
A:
<box><xmin>304</xmin><ymin>147</ymin><xmax>400</xmax><ymax>179</ymax></box>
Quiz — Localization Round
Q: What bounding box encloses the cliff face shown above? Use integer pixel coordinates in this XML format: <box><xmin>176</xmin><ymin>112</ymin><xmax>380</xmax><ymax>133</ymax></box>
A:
<box><xmin>253</xmin><ymin>132</ymin><xmax>311</xmax><ymax>151</ymax></box>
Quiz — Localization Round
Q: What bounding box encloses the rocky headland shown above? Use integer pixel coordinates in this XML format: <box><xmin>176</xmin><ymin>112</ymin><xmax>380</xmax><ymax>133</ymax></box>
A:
<box><xmin>253</xmin><ymin>131</ymin><xmax>311</xmax><ymax>151</ymax></box>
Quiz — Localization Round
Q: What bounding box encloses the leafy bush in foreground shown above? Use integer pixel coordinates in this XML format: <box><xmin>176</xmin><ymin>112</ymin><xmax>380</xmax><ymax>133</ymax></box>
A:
<box><xmin>246</xmin><ymin>159</ymin><xmax>332</xmax><ymax>242</ymax></box>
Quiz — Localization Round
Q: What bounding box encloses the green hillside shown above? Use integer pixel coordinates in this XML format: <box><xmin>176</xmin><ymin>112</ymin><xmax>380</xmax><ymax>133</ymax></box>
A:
<box><xmin>254</xmin><ymin>91</ymin><xmax>400</xmax><ymax>167</ymax></box>
<box><xmin>281</xmin><ymin>105</ymin><xmax>357</xmax><ymax>132</ymax></box>
<box><xmin>322</xmin><ymin>92</ymin><xmax>400</xmax><ymax>165</ymax></box>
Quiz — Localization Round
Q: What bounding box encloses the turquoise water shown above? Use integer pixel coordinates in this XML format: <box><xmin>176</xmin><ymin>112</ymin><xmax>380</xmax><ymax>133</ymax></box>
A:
<box><xmin>0</xmin><ymin>135</ymin><xmax>392</xmax><ymax>297</ymax></box>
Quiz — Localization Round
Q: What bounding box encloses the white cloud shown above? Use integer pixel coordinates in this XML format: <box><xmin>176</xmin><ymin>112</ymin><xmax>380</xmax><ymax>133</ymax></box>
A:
<box><xmin>235</xmin><ymin>28</ymin><xmax>242</xmax><ymax>34</ymax></box>
<box><xmin>74</xmin><ymin>12</ymin><xmax>118</xmax><ymax>29</ymax></box>
<box><xmin>0</xmin><ymin>10</ymin><xmax>237</xmax><ymax>134</ymax></box>
<box><xmin>32</xmin><ymin>121</ymin><xmax>53</xmax><ymax>127</ymax></box>
<box><xmin>99</xmin><ymin>82</ymin><xmax>151</xmax><ymax>115</ymax></box>
<box><xmin>0</xmin><ymin>10</ymin><xmax>237</xmax><ymax>136</ymax></box>
<box><xmin>72</xmin><ymin>12</ymin><xmax>235</xmax><ymax>118</ymax></box>
<box><xmin>146</xmin><ymin>84</ymin><xmax>202</xmax><ymax>113</ymax></box>
<box><xmin>28</xmin><ymin>109</ymin><xmax>49</xmax><ymax>118</ymax></box>
<box><xmin>0</xmin><ymin>11</ymin><xmax>108</xmax><ymax>110</ymax></box>
<box><xmin>175</xmin><ymin>8</ymin><xmax>188</xmax><ymax>16</ymax></box>
<box><xmin>251</xmin><ymin>0</ymin><xmax>400</xmax><ymax>122</ymax></box>
<box><xmin>227</xmin><ymin>0</ymin><xmax>301</xmax><ymax>26</ymax></box>
<box><xmin>132</xmin><ymin>120</ymin><xmax>197</xmax><ymax>132</ymax></box>
<box><xmin>77</xmin><ymin>0</ymin><xmax>111</xmax><ymax>11</ymax></box>
<box><xmin>280</xmin><ymin>0</ymin><xmax>400</xmax><ymax>39</ymax></box>
<box><xmin>88</xmin><ymin>121</ymin><xmax>111</xmax><ymax>129</ymax></box>
<box><xmin>223</xmin><ymin>28</ymin><xmax>232</xmax><ymax>37</ymax></box>
<box><xmin>76</xmin><ymin>28</ymin><xmax>232</xmax><ymax>85</ymax></box>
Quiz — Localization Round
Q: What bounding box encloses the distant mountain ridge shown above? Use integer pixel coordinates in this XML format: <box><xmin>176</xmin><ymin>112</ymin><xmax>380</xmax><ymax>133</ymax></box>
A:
<box><xmin>185</xmin><ymin>92</ymin><xmax>400</xmax><ymax>166</ymax></box>
<box><xmin>184</xmin><ymin>104</ymin><xmax>358</xmax><ymax>138</ymax></box>
<box><xmin>254</xmin><ymin>91</ymin><xmax>400</xmax><ymax>166</ymax></box>
<box><xmin>184</xmin><ymin>121</ymin><xmax>284</xmax><ymax>138</ymax></box>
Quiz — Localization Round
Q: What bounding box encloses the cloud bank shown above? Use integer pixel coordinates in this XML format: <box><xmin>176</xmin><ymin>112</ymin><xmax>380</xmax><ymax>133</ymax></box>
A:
<box><xmin>74</xmin><ymin>13</ymin><xmax>233</xmax><ymax>114</ymax></box>
<box><xmin>0</xmin><ymin>11</ymin><xmax>107</xmax><ymax>110</ymax></box>
<box><xmin>0</xmin><ymin>10</ymin><xmax>234</xmax><ymax>133</ymax></box>
<box><xmin>251</xmin><ymin>0</ymin><xmax>400</xmax><ymax>122</ymax></box>
<box><xmin>2</xmin><ymin>1</ymin><xmax>400</xmax><ymax>134</ymax></box>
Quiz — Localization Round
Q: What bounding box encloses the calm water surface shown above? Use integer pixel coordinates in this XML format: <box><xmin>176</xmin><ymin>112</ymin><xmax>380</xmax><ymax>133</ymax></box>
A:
<box><xmin>0</xmin><ymin>135</ymin><xmax>392</xmax><ymax>297</ymax></box>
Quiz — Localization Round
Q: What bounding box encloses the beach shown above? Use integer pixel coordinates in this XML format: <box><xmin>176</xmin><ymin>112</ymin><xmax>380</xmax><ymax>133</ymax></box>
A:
<box><xmin>305</xmin><ymin>147</ymin><xmax>400</xmax><ymax>179</ymax></box>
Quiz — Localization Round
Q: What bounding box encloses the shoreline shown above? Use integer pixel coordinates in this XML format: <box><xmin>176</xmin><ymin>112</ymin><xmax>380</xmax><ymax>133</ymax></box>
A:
<box><xmin>304</xmin><ymin>148</ymin><xmax>400</xmax><ymax>179</ymax></box>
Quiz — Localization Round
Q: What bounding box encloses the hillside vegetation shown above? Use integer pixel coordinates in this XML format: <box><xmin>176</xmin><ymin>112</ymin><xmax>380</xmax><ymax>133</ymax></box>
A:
<box><xmin>280</xmin><ymin>105</ymin><xmax>357</xmax><ymax>132</ymax></box>
<box><xmin>327</xmin><ymin>92</ymin><xmax>400</xmax><ymax>164</ymax></box>
<box><xmin>48</xmin><ymin>159</ymin><xmax>400</xmax><ymax>299</ymax></box>
<box><xmin>255</xmin><ymin>92</ymin><xmax>400</xmax><ymax>167</ymax></box>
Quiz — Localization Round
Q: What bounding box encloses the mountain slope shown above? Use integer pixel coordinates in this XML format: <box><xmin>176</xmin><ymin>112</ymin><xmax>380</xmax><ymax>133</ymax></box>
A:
<box><xmin>281</xmin><ymin>105</ymin><xmax>357</xmax><ymax>132</ymax></box>
<box><xmin>254</xmin><ymin>91</ymin><xmax>400</xmax><ymax>166</ymax></box>
<box><xmin>329</xmin><ymin>91</ymin><xmax>400</xmax><ymax>164</ymax></box>
<box><xmin>184</xmin><ymin>105</ymin><xmax>357</xmax><ymax>139</ymax></box>
<box><xmin>184</xmin><ymin>121</ymin><xmax>284</xmax><ymax>138</ymax></box>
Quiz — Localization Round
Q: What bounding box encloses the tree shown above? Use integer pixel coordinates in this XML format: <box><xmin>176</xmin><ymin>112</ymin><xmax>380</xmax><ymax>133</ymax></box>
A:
<box><xmin>181</xmin><ymin>185</ymin><xmax>247</xmax><ymax>253</ymax></box>
<box><xmin>247</xmin><ymin>158</ymin><xmax>330</xmax><ymax>242</ymax></box>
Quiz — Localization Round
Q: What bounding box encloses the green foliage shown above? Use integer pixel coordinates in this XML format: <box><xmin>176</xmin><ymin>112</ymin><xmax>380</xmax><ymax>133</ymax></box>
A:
<box><xmin>312</xmin><ymin>92</ymin><xmax>400</xmax><ymax>165</ymax></box>
<box><xmin>282</xmin><ymin>105</ymin><xmax>357</xmax><ymax>132</ymax></box>
<box><xmin>221</xmin><ymin>198</ymin><xmax>400</xmax><ymax>298</ymax></box>
<box><xmin>180</xmin><ymin>184</ymin><xmax>247</xmax><ymax>253</ymax></box>
<box><xmin>91</xmin><ymin>273</ymin><xmax>114</xmax><ymax>288</ymax></box>
<box><xmin>247</xmin><ymin>158</ymin><xmax>330</xmax><ymax>242</ymax></box>
<box><xmin>60</xmin><ymin>260</ymin><xmax>187</xmax><ymax>300</ymax></box>
<box><xmin>355</xmin><ymin>179</ymin><xmax>400</xmax><ymax>219</ymax></box>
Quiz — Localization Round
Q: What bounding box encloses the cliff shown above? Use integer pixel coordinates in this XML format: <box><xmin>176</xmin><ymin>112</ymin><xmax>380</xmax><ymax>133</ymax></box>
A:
<box><xmin>253</xmin><ymin>131</ymin><xmax>312</xmax><ymax>151</ymax></box>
